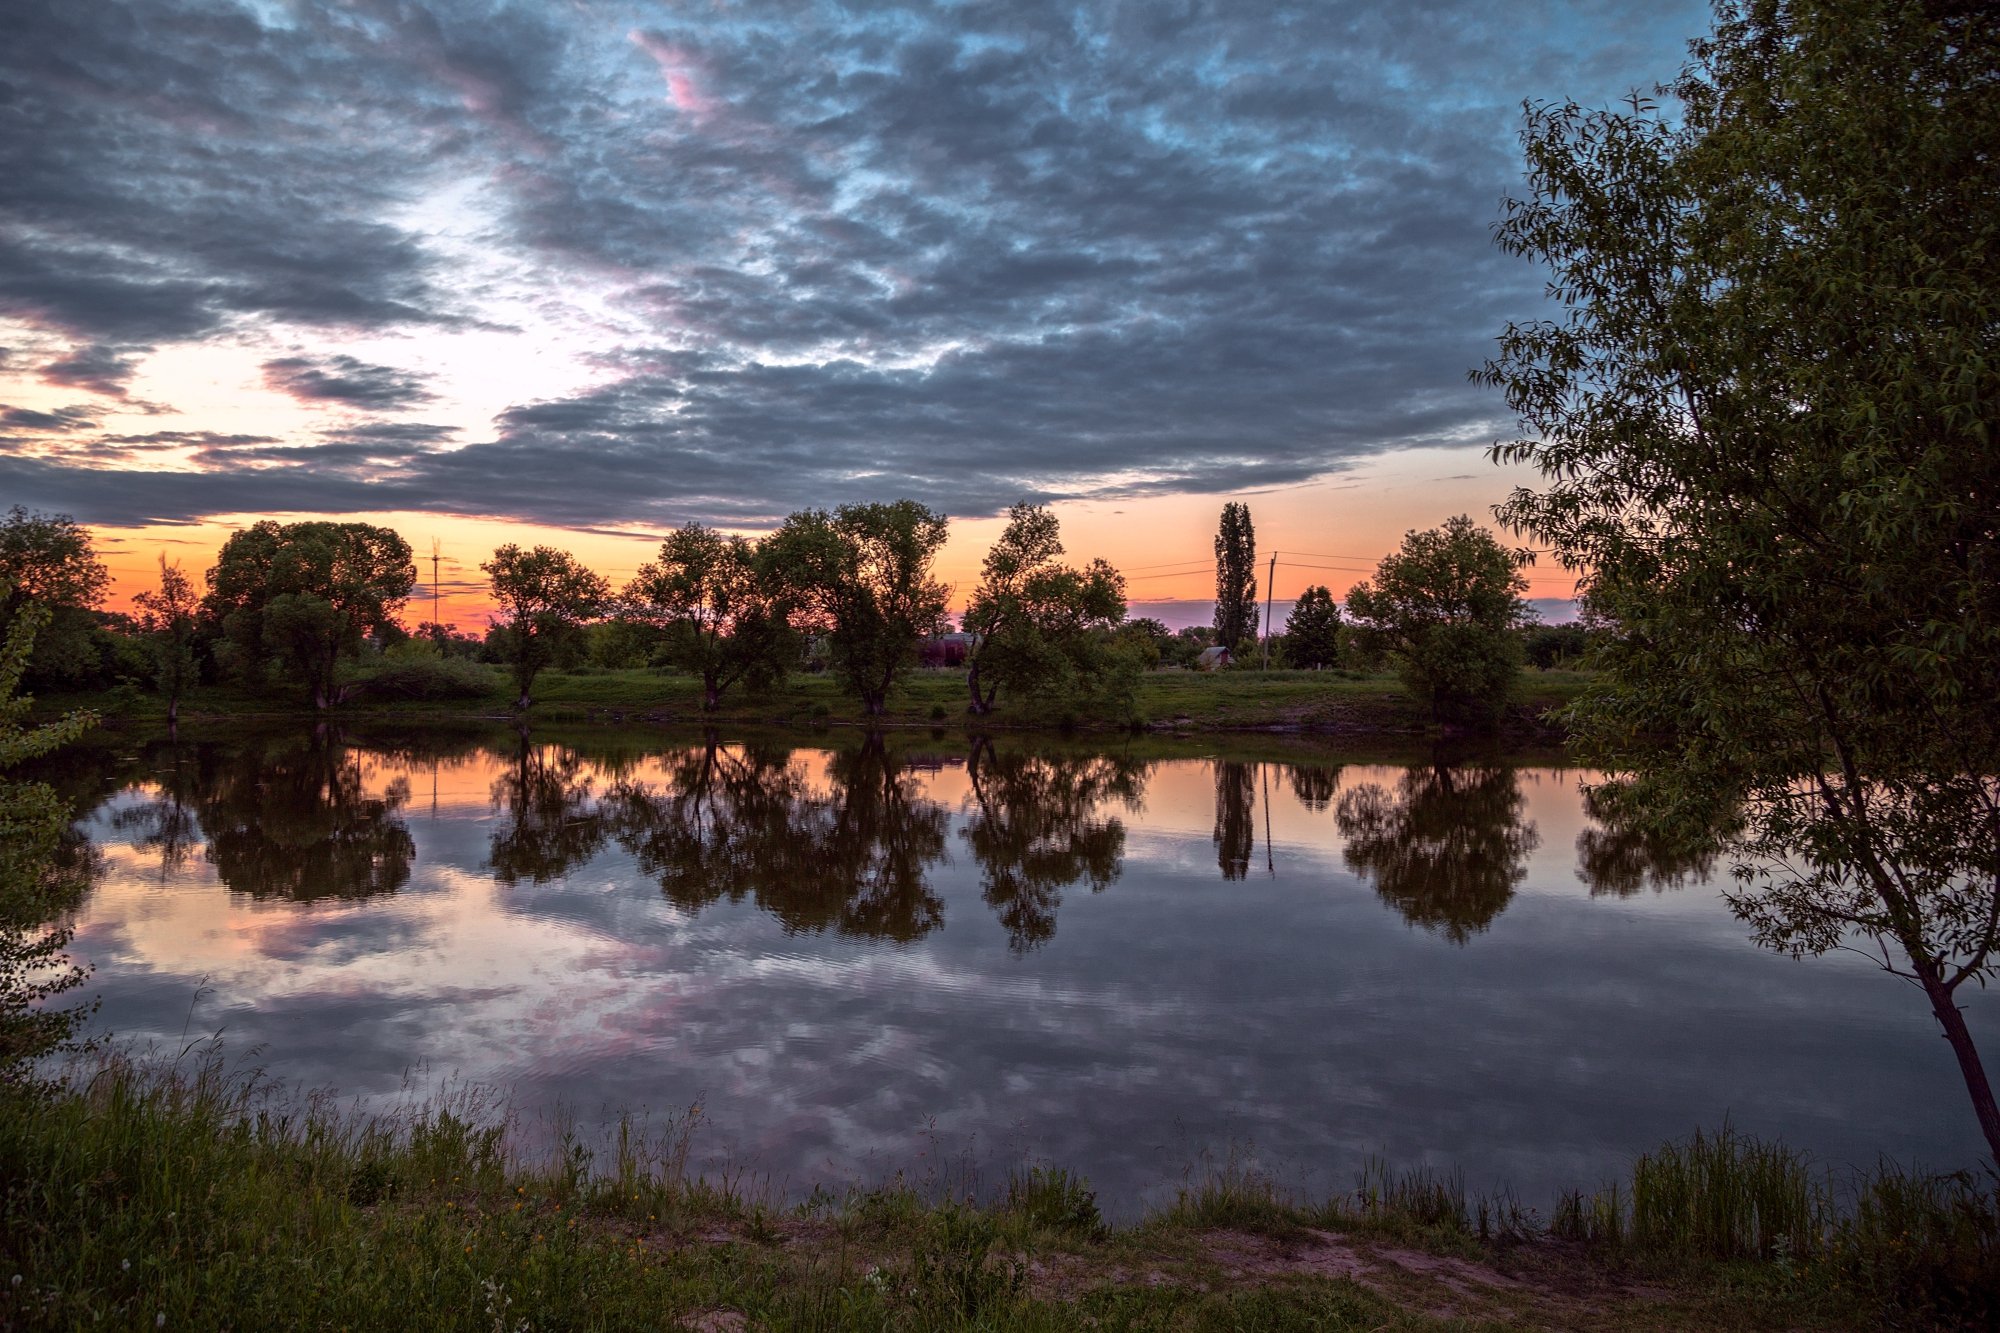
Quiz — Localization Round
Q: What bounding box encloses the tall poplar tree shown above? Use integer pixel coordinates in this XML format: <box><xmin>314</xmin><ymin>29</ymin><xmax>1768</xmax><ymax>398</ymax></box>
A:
<box><xmin>1212</xmin><ymin>502</ymin><xmax>1257</xmax><ymax>654</ymax></box>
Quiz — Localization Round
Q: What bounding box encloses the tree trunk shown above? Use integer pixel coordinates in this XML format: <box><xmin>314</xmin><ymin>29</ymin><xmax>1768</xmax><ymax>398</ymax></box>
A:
<box><xmin>166</xmin><ymin>695</ymin><xmax>178</xmax><ymax>726</ymax></box>
<box><xmin>1920</xmin><ymin>966</ymin><xmax>2000</xmax><ymax>1163</ymax></box>
<box><xmin>703</xmin><ymin>673</ymin><xmax>720</xmax><ymax>711</ymax></box>
<box><xmin>862</xmin><ymin>688</ymin><xmax>885</xmax><ymax>716</ymax></box>
<box><xmin>967</xmin><ymin>657</ymin><xmax>988</xmax><ymax>714</ymax></box>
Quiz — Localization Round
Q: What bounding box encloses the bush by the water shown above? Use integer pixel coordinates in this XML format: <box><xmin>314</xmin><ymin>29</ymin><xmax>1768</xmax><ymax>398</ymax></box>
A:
<box><xmin>350</xmin><ymin>656</ymin><xmax>500</xmax><ymax>701</ymax></box>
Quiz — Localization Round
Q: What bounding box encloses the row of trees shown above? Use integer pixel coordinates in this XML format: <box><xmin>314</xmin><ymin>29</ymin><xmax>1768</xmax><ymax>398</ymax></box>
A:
<box><xmin>2</xmin><ymin>499</ymin><xmax>1554</xmax><ymax>726</ymax></box>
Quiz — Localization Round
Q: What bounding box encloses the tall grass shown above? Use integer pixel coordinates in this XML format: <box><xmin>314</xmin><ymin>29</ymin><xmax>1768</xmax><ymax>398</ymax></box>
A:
<box><xmin>3</xmin><ymin>1053</ymin><xmax>1996</xmax><ymax>1328</ymax></box>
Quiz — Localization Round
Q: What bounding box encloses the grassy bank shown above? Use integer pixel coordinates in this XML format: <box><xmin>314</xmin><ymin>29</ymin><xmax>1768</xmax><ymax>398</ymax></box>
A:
<box><xmin>43</xmin><ymin>665</ymin><xmax>1590</xmax><ymax>740</ymax></box>
<box><xmin>3</xmin><ymin>1057</ymin><xmax>1993</xmax><ymax>1331</ymax></box>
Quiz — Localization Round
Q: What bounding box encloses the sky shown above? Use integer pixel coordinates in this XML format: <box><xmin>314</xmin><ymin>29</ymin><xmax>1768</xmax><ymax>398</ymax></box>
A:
<box><xmin>0</xmin><ymin>0</ymin><xmax>1712</xmax><ymax>628</ymax></box>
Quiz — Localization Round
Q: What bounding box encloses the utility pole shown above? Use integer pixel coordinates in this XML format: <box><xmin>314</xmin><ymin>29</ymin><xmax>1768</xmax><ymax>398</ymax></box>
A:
<box><xmin>430</xmin><ymin>537</ymin><xmax>442</xmax><ymax>639</ymax></box>
<box><xmin>1261</xmin><ymin>552</ymin><xmax>1277</xmax><ymax>669</ymax></box>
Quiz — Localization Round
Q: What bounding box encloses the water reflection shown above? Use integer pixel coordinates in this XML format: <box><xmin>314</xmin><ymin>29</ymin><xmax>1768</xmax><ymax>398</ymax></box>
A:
<box><xmin>198</xmin><ymin>731</ymin><xmax>415</xmax><ymax>901</ymax></box>
<box><xmin>1213</xmin><ymin>761</ymin><xmax>1256</xmax><ymax>881</ymax></box>
<box><xmin>604</xmin><ymin>734</ymin><xmax>949</xmax><ymax>940</ymax></box>
<box><xmin>1335</xmin><ymin>762</ymin><xmax>1540</xmax><ymax>944</ymax></box>
<box><xmin>1575</xmin><ymin>785</ymin><xmax>1719</xmax><ymax>897</ymax></box>
<box><xmin>963</xmin><ymin>738</ymin><xmax>1149</xmax><ymax>951</ymax></box>
<box><xmin>488</xmin><ymin>733</ymin><xmax>609</xmax><ymax>885</ymax></box>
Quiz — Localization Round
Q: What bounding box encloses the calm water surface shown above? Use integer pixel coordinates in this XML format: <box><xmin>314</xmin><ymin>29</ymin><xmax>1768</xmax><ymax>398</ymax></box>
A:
<box><xmin>50</xmin><ymin>726</ymin><xmax>1996</xmax><ymax>1215</ymax></box>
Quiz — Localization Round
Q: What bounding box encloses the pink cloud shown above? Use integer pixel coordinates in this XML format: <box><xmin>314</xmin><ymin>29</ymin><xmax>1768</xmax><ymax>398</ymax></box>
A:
<box><xmin>629</xmin><ymin>31</ymin><xmax>716</xmax><ymax>117</ymax></box>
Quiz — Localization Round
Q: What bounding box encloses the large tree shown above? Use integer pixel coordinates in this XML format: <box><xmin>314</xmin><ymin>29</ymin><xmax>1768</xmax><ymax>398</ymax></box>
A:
<box><xmin>766</xmin><ymin>501</ymin><xmax>950</xmax><ymax>716</ymax></box>
<box><xmin>1212</xmin><ymin>502</ymin><xmax>1257</xmax><ymax>653</ymax></box>
<box><xmin>203</xmin><ymin>521</ymin><xmax>416</xmax><ymax>710</ymax></box>
<box><xmin>621</xmin><ymin>524</ymin><xmax>793</xmax><ymax>710</ymax></box>
<box><xmin>961</xmin><ymin>503</ymin><xmax>1127</xmax><ymax>715</ymax></box>
<box><xmin>0</xmin><ymin>507</ymin><xmax>111</xmax><ymax>689</ymax></box>
<box><xmin>1344</xmin><ymin>516</ymin><xmax>1530</xmax><ymax>726</ymax></box>
<box><xmin>482</xmin><ymin>545</ymin><xmax>610</xmax><ymax>709</ymax></box>
<box><xmin>1478</xmin><ymin>0</ymin><xmax>2000</xmax><ymax>1155</ymax></box>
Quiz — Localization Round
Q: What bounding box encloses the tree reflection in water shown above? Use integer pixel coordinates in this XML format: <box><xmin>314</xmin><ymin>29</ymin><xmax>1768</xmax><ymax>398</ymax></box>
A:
<box><xmin>1335</xmin><ymin>762</ymin><xmax>1539</xmax><ymax>944</ymax></box>
<box><xmin>1574</xmin><ymin>784</ymin><xmax>1720</xmax><ymax>897</ymax></box>
<box><xmin>963</xmin><ymin>738</ymin><xmax>1149</xmax><ymax>951</ymax></box>
<box><xmin>1288</xmin><ymin>763</ymin><xmax>1341</xmax><ymax>812</ymax></box>
<box><xmin>198</xmin><ymin>730</ymin><xmax>415</xmax><ymax>901</ymax></box>
<box><xmin>606</xmin><ymin>733</ymin><xmax>948</xmax><ymax>941</ymax></box>
<box><xmin>487</xmin><ymin>731</ymin><xmax>610</xmax><ymax>885</ymax></box>
<box><xmin>1213</xmin><ymin>761</ymin><xmax>1256</xmax><ymax>881</ymax></box>
<box><xmin>112</xmin><ymin>740</ymin><xmax>204</xmax><ymax>881</ymax></box>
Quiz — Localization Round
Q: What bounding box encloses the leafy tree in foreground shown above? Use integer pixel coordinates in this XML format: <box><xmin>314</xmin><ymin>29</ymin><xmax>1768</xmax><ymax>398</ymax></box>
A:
<box><xmin>766</xmin><ymin>501</ymin><xmax>950</xmax><ymax>716</ymax></box>
<box><xmin>203</xmin><ymin>520</ymin><xmax>416</xmax><ymax>710</ymax></box>
<box><xmin>482</xmin><ymin>545</ymin><xmax>610</xmax><ymax>708</ymax></box>
<box><xmin>1344</xmin><ymin>516</ymin><xmax>1529</xmax><ymax>726</ymax></box>
<box><xmin>961</xmin><ymin>503</ymin><xmax>1126</xmax><ymax>715</ymax></box>
<box><xmin>1478</xmin><ymin>0</ymin><xmax>2000</xmax><ymax>1154</ymax></box>
<box><xmin>133</xmin><ymin>554</ymin><xmax>198</xmax><ymax>726</ymax></box>
<box><xmin>0</xmin><ymin>592</ymin><xmax>98</xmax><ymax>1080</ymax></box>
<box><xmin>1212</xmin><ymin>502</ymin><xmax>1257</xmax><ymax>654</ymax></box>
<box><xmin>622</xmin><ymin>524</ymin><xmax>793</xmax><ymax>710</ymax></box>
<box><xmin>1283</xmin><ymin>585</ymin><xmax>1342</xmax><ymax>670</ymax></box>
<box><xmin>0</xmin><ymin>506</ymin><xmax>111</xmax><ymax>689</ymax></box>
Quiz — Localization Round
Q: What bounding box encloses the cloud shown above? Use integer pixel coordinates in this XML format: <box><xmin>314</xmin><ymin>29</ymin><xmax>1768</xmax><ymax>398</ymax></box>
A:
<box><xmin>39</xmin><ymin>343</ymin><xmax>151</xmax><ymax>397</ymax></box>
<box><xmin>263</xmin><ymin>355</ymin><xmax>438</xmax><ymax>411</ymax></box>
<box><xmin>0</xmin><ymin>0</ymin><xmax>1712</xmax><ymax>530</ymax></box>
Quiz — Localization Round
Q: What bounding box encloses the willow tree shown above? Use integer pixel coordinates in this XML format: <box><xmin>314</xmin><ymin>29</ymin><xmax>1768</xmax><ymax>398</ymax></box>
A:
<box><xmin>482</xmin><ymin>545</ymin><xmax>610</xmax><ymax>708</ymax></box>
<box><xmin>961</xmin><ymin>503</ymin><xmax>1126</xmax><ymax>715</ymax></box>
<box><xmin>1478</xmin><ymin>0</ymin><xmax>2000</xmax><ymax>1155</ymax></box>
<box><xmin>622</xmin><ymin>524</ymin><xmax>793</xmax><ymax>710</ymax></box>
<box><xmin>766</xmin><ymin>501</ymin><xmax>950</xmax><ymax>716</ymax></box>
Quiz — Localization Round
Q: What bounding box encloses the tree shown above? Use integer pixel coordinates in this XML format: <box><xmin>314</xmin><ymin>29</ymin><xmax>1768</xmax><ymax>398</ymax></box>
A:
<box><xmin>132</xmin><ymin>554</ymin><xmax>198</xmax><ymax>726</ymax></box>
<box><xmin>0</xmin><ymin>507</ymin><xmax>111</xmax><ymax>690</ymax></box>
<box><xmin>0</xmin><ymin>591</ymin><xmax>98</xmax><ymax>1079</ymax></box>
<box><xmin>1477</xmin><ymin>0</ymin><xmax>2000</xmax><ymax>1155</ymax></box>
<box><xmin>1283</xmin><ymin>585</ymin><xmax>1342</xmax><ymax>669</ymax></box>
<box><xmin>622</xmin><ymin>524</ymin><xmax>793</xmax><ymax>710</ymax></box>
<box><xmin>961</xmin><ymin>504</ymin><xmax>1127</xmax><ymax>714</ymax></box>
<box><xmin>766</xmin><ymin>501</ymin><xmax>950</xmax><ymax>716</ymax></box>
<box><xmin>481</xmin><ymin>545</ymin><xmax>610</xmax><ymax>708</ymax></box>
<box><xmin>1212</xmin><ymin>502</ymin><xmax>1257</xmax><ymax>652</ymax></box>
<box><xmin>202</xmin><ymin>521</ymin><xmax>416</xmax><ymax>710</ymax></box>
<box><xmin>1344</xmin><ymin>516</ymin><xmax>1530</xmax><ymax>725</ymax></box>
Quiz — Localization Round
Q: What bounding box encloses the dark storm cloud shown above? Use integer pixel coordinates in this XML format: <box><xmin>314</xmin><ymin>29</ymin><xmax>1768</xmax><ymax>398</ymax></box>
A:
<box><xmin>263</xmin><ymin>355</ymin><xmax>438</xmax><ymax>411</ymax></box>
<box><xmin>1</xmin><ymin>0</ymin><xmax>1710</xmax><ymax>528</ymax></box>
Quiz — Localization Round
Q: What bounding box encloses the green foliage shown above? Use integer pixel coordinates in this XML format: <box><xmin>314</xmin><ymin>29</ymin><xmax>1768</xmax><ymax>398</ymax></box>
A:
<box><xmin>203</xmin><ymin>520</ymin><xmax>416</xmax><ymax>710</ymax></box>
<box><xmin>1343</xmin><ymin>516</ymin><xmax>1529</xmax><ymax>727</ymax></box>
<box><xmin>1212</xmin><ymin>501</ymin><xmax>1257</xmax><ymax>651</ymax></box>
<box><xmin>0</xmin><ymin>595</ymin><xmax>97</xmax><ymax>1081</ymax></box>
<box><xmin>622</xmin><ymin>523</ymin><xmax>795</xmax><ymax>709</ymax></box>
<box><xmin>349</xmin><ymin>655</ymin><xmax>500</xmax><ymax>702</ymax></box>
<box><xmin>1282</xmin><ymin>585</ymin><xmax>1341</xmax><ymax>669</ymax></box>
<box><xmin>481</xmin><ymin>544</ymin><xmax>611</xmax><ymax>707</ymax></box>
<box><xmin>1004</xmin><ymin>1167</ymin><xmax>1107</xmax><ymax>1241</ymax></box>
<box><xmin>1520</xmin><ymin>621</ymin><xmax>1587</xmax><ymax>670</ymax></box>
<box><xmin>766</xmin><ymin>500</ymin><xmax>950</xmax><ymax>716</ymax></box>
<box><xmin>962</xmin><ymin>504</ymin><xmax>1127</xmax><ymax>715</ymax></box>
<box><xmin>0</xmin><ymin>507</ymin><xmax>112</xmax><ymax>692</ymax></box>
<box><xmin>1480</xmin><ymin>0</ymin><xmax>2000</xmax><ymax>1155</ymax></box>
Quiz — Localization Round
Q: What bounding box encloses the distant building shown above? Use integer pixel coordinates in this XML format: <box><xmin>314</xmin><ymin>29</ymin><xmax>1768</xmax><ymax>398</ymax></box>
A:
<box><xmin>919</xmin><ymin>631</ymin><xmax>979</xmax><ymax>668</ymax></box>
<box><xmin>1195</xmin><ymin>645</ymin><xmax>1232</xmax><ymax>672</ymax></box>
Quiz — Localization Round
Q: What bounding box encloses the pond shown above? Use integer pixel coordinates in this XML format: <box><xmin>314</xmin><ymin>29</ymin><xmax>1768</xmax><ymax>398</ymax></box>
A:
<box><xmin>44</xmin><ymin>725</ymin><xmax>1997</xmax><ymax>1216</ymax></box>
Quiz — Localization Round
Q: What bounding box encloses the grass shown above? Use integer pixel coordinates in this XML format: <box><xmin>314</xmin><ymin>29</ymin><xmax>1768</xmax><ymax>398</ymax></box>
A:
<box><xmin>40</xmin><ymin>663</ymin><xmax>1592</xmax><ymax>740</ymax></box>
<box><xmin>5</xmin><ymin>1053</ymin><xmax>1993</xmax><ymax>1330</ymax></box>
